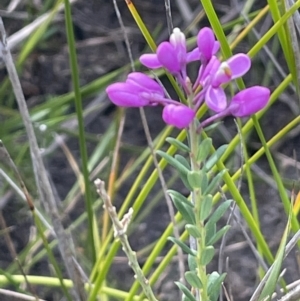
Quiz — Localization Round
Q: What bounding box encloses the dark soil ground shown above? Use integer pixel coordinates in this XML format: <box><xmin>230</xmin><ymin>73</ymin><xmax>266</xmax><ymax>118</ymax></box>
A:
<box><xmin>1</xmin><ymin>1</ymin><xmax>300</xmax><ymax>300</ymax></box>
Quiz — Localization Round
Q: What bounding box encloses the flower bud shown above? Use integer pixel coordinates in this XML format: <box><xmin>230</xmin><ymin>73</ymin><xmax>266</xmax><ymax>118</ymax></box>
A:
<box><xmin>228</xmin><ymin>86</ymin><xmax>270</xmax><ymax>117</ymax></box>
<box><xmin>162</xmin><ymin>104</ymin><xmax>195</xmax><ymax>128</ymax></box>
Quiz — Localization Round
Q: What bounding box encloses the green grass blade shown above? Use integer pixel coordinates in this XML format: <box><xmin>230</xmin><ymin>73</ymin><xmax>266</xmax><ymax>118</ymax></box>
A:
<box><xmin>258</xmin><ymin>210</ymin><xmax>291</xmax><ymax>300</ymax></box>
<box><xmin>268</xmin><ymin>0</ymin><xmax>299</xmax><ymax>91</ymax></box>
<box><xmin>252</xmin><ymin>116</ymin><xmax>299</xmax><ymax>231</ymax></box>
<box><xmin>33</xmin><ymin>212</ymin><xmax>73</xmax><ymax>301</ymax></box>
<box><xmin>63</xmin><ymin>0</ymin><xmax>95</xmax><ymax>262</ymax></box>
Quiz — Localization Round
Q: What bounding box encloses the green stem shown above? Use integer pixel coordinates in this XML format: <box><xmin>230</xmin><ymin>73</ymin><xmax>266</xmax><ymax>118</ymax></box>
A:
<box><xmin>188</xmin><ymin>114</ymin><xmax>208</xmax><ymax>300</ymax></box>
<box><xmin>63</xmin><ymin>0</ymin><xmax>95</xmax><ymax>262</ymax></box>
<box><xmin>0</xmin><ymin>274</ymin><xmax>146</xmax><ymax>300</ymax></box>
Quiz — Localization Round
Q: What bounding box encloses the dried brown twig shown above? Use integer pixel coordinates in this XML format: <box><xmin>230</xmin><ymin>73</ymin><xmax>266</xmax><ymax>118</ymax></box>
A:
<box><xmin>95</xmin><ymin>178</ymin><xmax>158</xmax><ymax>301</ymax></box>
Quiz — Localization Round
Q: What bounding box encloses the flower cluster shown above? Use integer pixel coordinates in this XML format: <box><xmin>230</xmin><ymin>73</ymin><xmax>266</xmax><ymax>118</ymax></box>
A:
<box><xmin>106</xmin><ymin>27</ymin><xmax>270</xmax><ymax>129</ymax></box>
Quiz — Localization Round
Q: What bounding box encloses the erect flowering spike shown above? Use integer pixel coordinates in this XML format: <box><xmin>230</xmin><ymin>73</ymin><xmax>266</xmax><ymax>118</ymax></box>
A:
<box><xmin>228</xmin><ymin>86</ymin><xmax>270</xmax><ymax>117</ymax></box>
<box><xmin>107</xmin><ymin>26</ymin><xmax>270</xmax><ymax>131</ymax></box>
<box><xmin>162</xmin><ymin>104</ymin><xmax>196</xmax><ymax>129</ymax></box>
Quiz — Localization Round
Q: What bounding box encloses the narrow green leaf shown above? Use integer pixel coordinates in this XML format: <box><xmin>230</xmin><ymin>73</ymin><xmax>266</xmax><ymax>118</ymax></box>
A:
<box><xmin>179</xmin><ymin>171</ymin><xmax>193</xmax><ymax>191</ymax></box>
<box><xmin>185</xmin><ymin>224</ymin><xmax>201</xmax><ymax>238</ymax></box>
<box><xmin>156</xmin><ymin>150</ymin><xmax>190</xmax><ymax>175</ymax></box>
<box><xmin>202</xmin><ymin>121</ymin><xmax>222</xmax><ymax>131</ymax></box>
<box><xmin>197</xmin><ymin>137</ymin><xmax>212</xmax><ymax>162</ymax></box>
<box><xmin>207</xmin><ymin>272</ymin><xmax>227</xmax><ymax>301</ymax></box>
<box><xmin>175</xmin><ymin>282</ymin><xmax>197</xmax><ymax>301</ymax></box>
<box><xmin>200</xmin><ymin>194</ymin><xmax>213</xmax><ymax>221</ymax></box>
<box><xmin>205</xmin><ymin>222</ymin><xmax>216</xmax><ymax>245</ymax></box>
<box><xmin>204</xmin><ymin>144</ymin><xmax>228</xmax><ymax>171</ymax></box>
<box><xmin>258</xmin><ymin>209</ymin><xmax>291</xmax><ymax>301</ymax></box>
<box><xmin>200</xmin><ymin>172</ymin><xmax>208</xmax><ymax>193</ymax></box>
<box><xmin>34</xmin><ymin>213</ymin><xmax>73</xmax><ymax>301</ymax></box>
<box><xmin>200</xmin><ymin>246</ymin><xmax>215</xmax><ymax>265</ymax></box>
<box><xmin>203</xmin><ymin>169</ymin><xmax>226</xmax><ymax>195</ymax></box>
<box><xmin>166</xmin><ymin>137</ymin><xmax>190</xmax><ymax>152</ymax></box>
<box><xmin>207</xmin><ymin>271</ymin><xmax>221</xmax><ymax>288</ymax></box>
<box><xmin>187</xmin><ymin>171</ymin><xmax>203</xmax><ymax>189</ymax></box>
<box><xmin>168</xmin><ymin>237</ymin><xmax>196</xmax><ymax>256</ymax></box>
<box><xmin>175</xmin><ymin>154</ymin><xmax>191</xmax><ymax>170</ymax></box>
<box><xmin>172</xmin><ymin>197</ymin><xmax>196</xmax><ymax>225</ymax></box>
<box><xmin>268</xmin><ymin>0</ymin><xmax>299</xmax><ymax>96</ymax></box>
<box><xmin>185</xmin><ymin>271</ymin><xmax>203</xmax><ymax>289</ymax></box>
<box><xmin>188</xmin><ymin>254</ymin><xmax>197</xmax><ymax>271</ymax></box>
<box><xmin>168</xmin><ymin>190</ymin><xmax>193</xmax><ymax>208</ymax></box>
<box><xmin>64</xmin><ymin>0</ymin><xmax>95</xmax><ymax>261</ymax></box>
<box><xmin>207</xmin><ymin>199</ymin><xmax>232</xmax><ymax>225</ymax></box>
<box><xmin>207</xmin><ymin>225</ymin><xmax>231</xmax><ymax>245</ymax></box>
<box><xmin>18</xmin><ymin>0</ymin><xmax>62</xmax><ymax>64</ymax></box>
<box><xmin>284</xmin><ymin>0</ymin><xmax>300</xmax><ymax>98</ymax></box>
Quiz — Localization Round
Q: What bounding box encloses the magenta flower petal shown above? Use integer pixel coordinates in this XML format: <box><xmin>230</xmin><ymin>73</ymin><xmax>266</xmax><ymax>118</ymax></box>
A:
<box><xmin>197</xmin><ymin>27</ymin><xmax>218</xmax><ymax>61</ymax></box>
<box><xmin>170</xmin><ymin>28</ymin><xmax>187</xmax><ymax>64</ymax></box>
<box><xmin>156</xmin><ymin>42</ymin><xmax>181</xmax><ymax>73</ymax></box>
<box><xmin>126</xmin><ymin>72</ymin><xmax>164</xmax><ymax>95</ymax></box>
<box><xmin>106</xmin><ymin>82</ymin><xmax>150</xmax><ymax>107</ymax></box>
<box><xmin>227</xmin><ymin>54</ymin><xmax>251</xmax><ymax>79</ymax></box>
<box><xmin>211</xmin><ymin>64</ymin><xmax>232</xmax><ymax>87</ymax></box>
<box><xmin>186</xmin><ymin>48</ymin><xmax>200</xmax><ymax>62</ymax></box>
<box><xmin>212</xmin><ymin>41</ymin><xmax>220</xmax><ymax>55</ymax></box>
<box><xmin>228</xmin><ymin>86</ymin><xmax>270</xmax><ymax>117</ymax></box>
<box><xmin>200</xmin><ymin>56</ymin><xmax>221</xmax><ymax>85</ymax></box>
<box><xmin>210</xmin><ymin>54</ymin><xmax>251</xmax><ymax>87</ymax></box>
<box><xmin>140</xmin><ymin>54</ymin><xmax>162</xmax><ymax>69</ymax></box>
<box><xmin>206</xmin><ymin>86</ymin><xmax>227</xmax><ymax>112</ymax></box>
<box><xmin>162</xmin><ymin>105</ymin><xmax>195</xmax><ymax>128</ymax></box>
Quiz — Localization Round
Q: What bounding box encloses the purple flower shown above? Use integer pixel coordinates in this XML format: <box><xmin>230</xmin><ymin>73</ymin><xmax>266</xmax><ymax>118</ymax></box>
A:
<box><xmin>206</xmin><ymin>86</ymin><xmax>227</xmax><ymax>112</ymax></box>
<box><xmin>106</xmin><ymin>72</ymin><xmax>196</xmax><ymax>129</ymax></box>
<box><xmin>106</xmin><ymin>72</ymin><xmax>165</xmax><ymax>107</ymax></box>
<box><xmin>106</xmin><ymin>26</ymin><xmax>270</xmax><ymax>131</ymax></box>
<box><xmin>169</xmin><ymin>27</ymin><xmax>187</xmax><ymax>69</ymax></box>
<box><xmin>211</xmin><ymin>54</ymin><xmax>251</xmax><ymax>87</ymax></box>
<box><xmin>197</xmin><ymin>27</ymin><xmax>220</xmax><ymax>62</ymax></box>
<box><xmin>162</xmin><ymin>104</ymin><xmax>196</xmax><ymax>129</ymax></box>
<box><xmin>200</xmin><ymin>54</ymin><xmax>251</xmax><ymax>112</ymax></box>
<box><xmin>199</xmin><ymin>86</ymin><xmax>270</xmax><ymax>129</ymax></box>
<box><xmin>228</xmin><ymin>86</ymin><xmax>270</xmax><ymax>117</ymax></box>
<box><xmin>140</xmin><ymin>28</ymin><xmax>198</xmax><ymax>79</ymax></box>
<box><xmin>156</xmin><ymin>42</ymin><xmax>181</xmax><ymax>73</ymax></box>
<box><xmin>140</xmin><ymin>27</ymin><xmax>222</xmax><ymax>94</ymax></box>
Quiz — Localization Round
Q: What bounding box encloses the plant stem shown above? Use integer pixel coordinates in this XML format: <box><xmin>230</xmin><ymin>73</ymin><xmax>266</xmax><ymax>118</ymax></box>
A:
<box><xmin>188</xmin><ymin>107</ymin><xmax>208</xmax><ymax>300</ymax></box>
<box><xmin>94</xmin><ymin>179</ymin><xmax>158</xmax><ymax>301</ymax></box>
<box><xmin>63</xmin><ymin>0</ymin><xmax>96</xmax><ymax>262</ymax></box>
